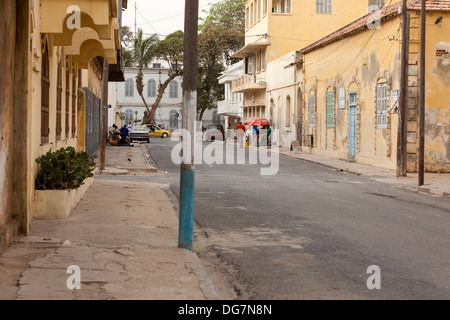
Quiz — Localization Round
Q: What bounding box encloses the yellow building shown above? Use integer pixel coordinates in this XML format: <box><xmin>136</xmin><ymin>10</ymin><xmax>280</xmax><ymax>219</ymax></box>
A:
<box><xmin>297</xmin><ymin>0</ymin><xmax>449</xmax><ymax>172</ymax></box>
<box><xmin>233</xmin><ymin>0</ymin><xmax>386</xmax><ymax>146</ymax></box>
<box><xmin>0</xmin><ymin>0</ymin><xmax>126</xmax><ymax>254</ymax></box>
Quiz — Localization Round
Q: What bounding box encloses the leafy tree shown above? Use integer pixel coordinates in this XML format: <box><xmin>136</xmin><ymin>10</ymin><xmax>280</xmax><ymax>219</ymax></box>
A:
<box><xmin>196</xmin><ymin>0</ymin><xmax>245</xmax><ymax>120</ymax></box>
<box><xmin>121</xmin><ymin>26</ymin><xmax>135</xmax><ymax>67</ymax></box>
<box><xmin>133</xmin><ymin>29</ymin><xmax>159</xmax><ymax>122</ymax></box>
<box><xmin>142</xmin><ymin>30</ymin><xmax>184</xmax><ymax>124</ymax></box>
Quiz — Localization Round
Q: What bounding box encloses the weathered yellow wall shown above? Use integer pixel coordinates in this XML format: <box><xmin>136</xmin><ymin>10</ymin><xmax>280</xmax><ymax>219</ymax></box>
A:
<box><xmin>415</xmin><ymin>11</ymin><xmax>449</xmax><ymax>172</ymax></box>
<box><xmin>302</xmin><ymin>17</ymin><xmax>402</xmax><ymax>169</ymax></box>
<box><xmin>267</xmin><ymin>0</ymin><xmax>374</xmax><ymax>63</ymax></box>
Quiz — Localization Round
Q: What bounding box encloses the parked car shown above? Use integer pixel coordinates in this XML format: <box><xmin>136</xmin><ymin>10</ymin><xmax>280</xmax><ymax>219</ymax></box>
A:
<box><xmin>144</xmin><ymin>124</ymin><xmax>171</xmax><ymax>138</ymax></box>
<box><xmin>203</xmin><ymin>124</ymin><xmax>224</xmax><ymax>142</ymax></box>
<box><xmin>129</xmin><ymin>126</ymin><xmax>150</xmax><ymax>143</ymax></box>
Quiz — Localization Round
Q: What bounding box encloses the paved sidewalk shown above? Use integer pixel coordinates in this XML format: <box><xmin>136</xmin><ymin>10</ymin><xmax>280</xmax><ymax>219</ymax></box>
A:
<box><xmin>277</xmin><ymin>147</ymin><xmax>450</xmax><ymax>198</ymax></box>
<box><xmin>0</xmin><ymin>144</ymin><xmax>221</xmax><ymax>300</ymax></box>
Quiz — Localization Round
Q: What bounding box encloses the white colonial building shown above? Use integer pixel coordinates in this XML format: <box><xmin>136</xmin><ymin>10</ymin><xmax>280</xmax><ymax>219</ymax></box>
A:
<box><xmin>110</xmin><ymin>63</ymin><xmax>183</xmax><ymax>131</ymax></box>
<box><xmin>218</xmin><ymin>61</ymin><xmax>244</xmax><ymax>130</ymax></box>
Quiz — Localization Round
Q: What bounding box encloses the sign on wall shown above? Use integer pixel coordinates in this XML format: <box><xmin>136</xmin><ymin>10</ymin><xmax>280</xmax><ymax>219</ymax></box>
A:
<box><xmin>389</xmin><ymin>90</ymin><xmax>400</xmax><ymax>114</ymax></box>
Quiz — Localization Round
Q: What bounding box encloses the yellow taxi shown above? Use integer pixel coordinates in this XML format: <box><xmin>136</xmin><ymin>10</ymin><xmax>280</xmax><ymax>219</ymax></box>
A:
<box><xmin>144</xmin><ymin>124</ymin><xmax>171</xmax><ymax>138</ymax></box>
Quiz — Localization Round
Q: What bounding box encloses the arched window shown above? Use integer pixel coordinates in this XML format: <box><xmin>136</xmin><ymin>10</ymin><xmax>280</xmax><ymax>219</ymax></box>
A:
<box><xmin>286</xmin><ymin>95</ymin><xmax>291</xmax><ymax>127</ymax></box>
<box><xmin>169</xmin><ymin>109</ymin><xmax>178</xmax><ymax>129</ymax></box>
<box><xmin>147</xmin><ymin>79</ymin><xmax>157</xmax><ymax>97</ymax></box>
<box><xmin>125</xmin><ymin>109</ymin><xmax>134</xmax><ymax>122</ymax></box>
<box><xmin>125</xmin><ymin>79</ymin><xmax>134</xmax><ymax>97</ymax></box>
<box><xmin>169</xmin><ymin>80</ymin><xmax>178</xmax><ymax>98</ymax></box>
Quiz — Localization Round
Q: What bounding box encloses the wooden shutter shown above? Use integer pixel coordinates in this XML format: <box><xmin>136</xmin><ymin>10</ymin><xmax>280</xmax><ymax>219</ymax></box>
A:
<box><xmin>326</xmin><ymin>91</ymin><xmax>334</xmax><ymax>128</ymax></box>
<box><xmin>41</xmin><ymin>43</ymin><xmax>50</xmax><ymax>144</ymax></box>
<box><xmin>65</xmin><ymin>62</ymin><xmax>70</xmax><ymax>136</ymax></box>
<box><xmin>72</xmin><ymin>72</ymin><xmax>77</xmax><ymax>137</ymax></box>
<box><xmin>56</xmin><ymin>61</ymin><xmax>63</xmax><ymax>141</ymax></box>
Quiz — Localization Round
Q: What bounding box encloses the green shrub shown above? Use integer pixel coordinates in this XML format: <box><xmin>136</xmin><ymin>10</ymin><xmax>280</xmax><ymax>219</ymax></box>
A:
<box><xmin>35</xmin><ymin>147</ymin><xmax>95</xmax><ymax>190</ymax></box>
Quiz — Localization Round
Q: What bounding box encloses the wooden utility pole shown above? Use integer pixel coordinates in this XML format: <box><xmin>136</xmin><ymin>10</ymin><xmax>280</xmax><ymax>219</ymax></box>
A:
<box><xmin>179</xmin><ymin>0</ymin><xmax>199</xmax><ymax>251</ymax></box>
<box><xmin>418</xmin><ymin>0</ymin><xmax>426</xmax><ymax>186</ymax></box>
<box><xmin>397</xmin><ymin>0</ymin><xmax>410</xmax><ymax>177</ymax></box>
<box><xmin>99</xmin><ymin>58</ymin><xmax>109</xmax><ymax>171</ymax></box>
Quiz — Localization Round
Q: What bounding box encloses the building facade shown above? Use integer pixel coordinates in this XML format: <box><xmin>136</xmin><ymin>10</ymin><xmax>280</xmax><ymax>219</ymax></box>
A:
<box><xmin>233</xmin><ymin>0</ymin><xmax>383</xmax><ymax>148</ymax></box>
<box><xmin>218</xmin><ymin>61</ymin><xmax>245</xmax><ymax>130</ymax></box>
<box><xmin>297</xmin><ymin>1</ymin><xmax>450</xmax><ymax>172</ymax></box>
<box><xmin>0</xmin><ymin>0</ymin><xmax>125</xmax><ymax>254</ymax></box>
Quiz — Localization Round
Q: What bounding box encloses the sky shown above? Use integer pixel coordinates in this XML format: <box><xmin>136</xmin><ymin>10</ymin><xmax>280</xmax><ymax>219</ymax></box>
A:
<box><xmin>123</xmin><ymin>0</ymin><xmax>223</xmax><ymax>39</ymax></box>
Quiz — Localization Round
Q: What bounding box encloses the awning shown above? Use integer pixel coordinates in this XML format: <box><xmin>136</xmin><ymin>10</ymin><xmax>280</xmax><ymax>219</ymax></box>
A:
<box><xmin>232</xmin><ymin>42</ymin><xmax>270</xmax><ymax>59</ymax></box>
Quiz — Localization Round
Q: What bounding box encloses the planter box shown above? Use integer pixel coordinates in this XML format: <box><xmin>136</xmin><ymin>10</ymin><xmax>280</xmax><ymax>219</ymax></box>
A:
<box><xmin>33</xmin><ymin>177</ymin><xmax>94</xmax><ymax>220</ymax></box>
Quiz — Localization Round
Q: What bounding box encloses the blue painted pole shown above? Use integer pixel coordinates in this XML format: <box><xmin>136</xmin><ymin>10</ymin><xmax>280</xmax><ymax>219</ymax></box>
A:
<box><xmin>179</xmin><ymin>166</ymin><xmax>195</xmax><ymax>250</ymax></box>
<box><xmin>179</xmin><ymin>0</ymin><xmax>198</xmax><ymax>250</ymax></box>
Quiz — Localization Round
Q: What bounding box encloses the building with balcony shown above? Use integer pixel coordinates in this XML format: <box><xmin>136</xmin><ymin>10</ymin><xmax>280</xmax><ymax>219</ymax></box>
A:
<box><xmin>233</xmin><ymin>0</ymin><xmax>383</xmax><ymax>147</ymax></box>
<box><xmin>218</xmin><ymin>62</ymin><xmax>244</xmax><ymax>130</ymax></box>
<box><xmin>0</xmin><ymin>0</ymin><xmax>126</xmax><ymax>253</ymax></box>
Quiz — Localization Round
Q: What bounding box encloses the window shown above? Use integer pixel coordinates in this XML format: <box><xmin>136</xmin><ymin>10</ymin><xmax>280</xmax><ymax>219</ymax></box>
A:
<box><xmin>309</xmin><ymin>94</ymin><xmax>316</xmax><ymax>127</ymax></box>
<box><xmin>368</xmin><ymin>0</ymin><xmax>385</xmax><ymax>10</ymax></box>
<box><xmin>246</xmin><ymin>56</ymin><xmax>254</xmax><ymax>74</ymax></box>
<box><xmin>286</xmin><ymin>0</ymin><xmax>291</xmax><ymax>13</ymax></box>
<box><xmin>286</xmin><ymin>96</ymin><xmax>291</xmax><ymax>127</ymax></box>
<box><xmin>280</xmin><ymin>0</ymin><xmax>285</xmax><ymax>13</ymax></box>
<box><xmin>316</xmin><ymin>0</ymin><xmax>332</xmax><ymax>14</ymax></box>
<box><xmin>72</xmin><ymin>72</ymin><xmax>77</xmax><ymax>137</ymax></box>
<box><xmin>256</xmin><ymin>0</ymin><xmax>260</xmax><ymax>20</ymax></box>
<box><xmin>147</xmin><ymin>79</ymin><xmax>157</xmax><ymax>97</ymax></box>
<box><xmin>125</xmin><ymin>78</ymin><xmax>134</xmax><ymax>97</ymax></box>
<box><xmin>125</xmin><ymin>109</ymin><xmax>134</xmax><ymax>122</ymax></box>
<box><xmin>169</xmin><ymin>109</ymin><xmax>179</xmax><ymax>129</ymax></box>
<box><xmin>169</xmin><ymin>80</ymin><xmax>178</xmax><ymax>98</ymax></box>
<box><xmin>263</xmin><ymin>0</ymin><xmax>267</xmax><ymax>15</ymax></box>
<box><xmin>152</xmin><ymin>63</ymin><xmax>161</xmax><ymax>68</ymax></box>
<box><xmin>41</xmin><ymin>42</ymin><xmax>50</xmax><ymax>144</ymax></box>
<box><xmin>56</xmin><ymin>61</ymin><xmax>63</xmax><ymax>141</ymax></box>
<box><xmin>246</xmin><ymin>7</ymin><xmax>249</xmax><ymax>29</ymax></box>
<box><xmin>250</xmin><ymin>3</ymin><xmax>254</xmax><ymax>25</ymax></box>
<box><xmin>261</xmin><ymin>48</ymin><xmax>267</xmax><ymax>70</ymax></box>
<box><xmin>326</xmin><ymin>91</ymin><xmax>334</xmax><ymax>128</ymax></box>
<box><xmin>65</xmin><ymin>62</ymin><xmax>70</xmax><ymax>137</ymax></box>
<box><xmin>376</xmin><ymin>82</ymin><xmax>388</xmax><ymax>128</ymax></box>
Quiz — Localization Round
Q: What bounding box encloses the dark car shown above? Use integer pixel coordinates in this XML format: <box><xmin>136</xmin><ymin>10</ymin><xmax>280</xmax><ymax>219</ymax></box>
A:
<box><xmin>129</xmin><ymin>126</ymin><xmax>150</xmax><ymax>143</ymax></box>
<box><xmin>203</xmin><ymin>124</ymin><xmax>225</xmax><ymax>142</ymax></box>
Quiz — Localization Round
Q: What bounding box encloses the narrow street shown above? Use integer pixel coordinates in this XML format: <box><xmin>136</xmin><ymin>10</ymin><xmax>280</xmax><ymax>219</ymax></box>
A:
<box><xmin>96</xmin><ymin>139</ymin><xmax>450</xmax><ymax>300</ymax></box>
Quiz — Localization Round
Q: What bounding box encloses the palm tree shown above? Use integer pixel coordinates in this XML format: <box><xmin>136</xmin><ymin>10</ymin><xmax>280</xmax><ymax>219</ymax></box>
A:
<box><xmin>133</xmin><ymin>29</ymin><xmax>159</xmax><ymax>122</ymax></box>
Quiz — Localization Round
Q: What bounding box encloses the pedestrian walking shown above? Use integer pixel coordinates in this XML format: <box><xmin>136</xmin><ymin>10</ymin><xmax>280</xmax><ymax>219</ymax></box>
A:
<box><xmin>236</xmin><ymin>122</ymin><xmax>246</xmax><ymax>148</ymax></box>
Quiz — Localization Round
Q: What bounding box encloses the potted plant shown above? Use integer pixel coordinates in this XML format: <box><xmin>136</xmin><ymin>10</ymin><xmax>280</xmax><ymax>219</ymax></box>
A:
<box><xmin>34</xmin><ymin>147</ymin><xmax>96</xmax><ymax>219</ymax></box>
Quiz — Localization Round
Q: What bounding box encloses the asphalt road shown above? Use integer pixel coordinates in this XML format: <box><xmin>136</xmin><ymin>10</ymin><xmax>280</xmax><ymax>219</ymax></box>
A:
<box><xmin>98</xmin><ymin>138</ymin><xmax>450</xmax><ymax>300</ymax></box>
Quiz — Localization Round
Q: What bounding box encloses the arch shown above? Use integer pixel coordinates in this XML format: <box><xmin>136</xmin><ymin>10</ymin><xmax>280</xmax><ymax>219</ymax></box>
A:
<box><xmin>40</xmin><ymin>1</ymin><xmax>110</xmax><ymax>34</ymax></box>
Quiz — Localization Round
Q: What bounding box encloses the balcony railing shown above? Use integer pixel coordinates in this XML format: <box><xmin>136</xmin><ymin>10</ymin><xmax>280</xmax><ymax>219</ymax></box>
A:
<box><xmin>232</xmin><ymin>74</ymin><xmax>266</xmax><ymax>93</ymax></box>
<box><xmin>218</xmin><ymin>100</ymin><xmax>242</xmax><ymax>115</ymax></box>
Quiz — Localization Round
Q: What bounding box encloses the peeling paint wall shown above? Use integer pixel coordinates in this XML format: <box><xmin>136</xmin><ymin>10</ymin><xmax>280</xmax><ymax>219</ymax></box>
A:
<box><xmin>301</xmin><ymin>17</ymin><xmax>402</xmax><ymax>169</ymax></box>
<box><xmin>422</xmin><ymin>13</ymin><xmax>450</xmax><ymax>172</ymax></box>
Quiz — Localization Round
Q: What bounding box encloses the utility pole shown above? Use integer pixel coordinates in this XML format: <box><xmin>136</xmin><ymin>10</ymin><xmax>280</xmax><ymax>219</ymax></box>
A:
<box><xmin>397</xmin><ymin>0</ymin><xmax>410</xmax><ymax>177</ymax></box>
<box><xmin>99</xmin><ymin>58</ymin><xmax>109</xmax><ymax>171</ymax></box>
<box><xmin>179</xmin><ymin>0</ymin><xmax>199</xmax><ymax>251</ymax></box>
<box><xmin>418</xmin><ymin>0</ymin><xmax>426</xmax><ymax>186</ymax></box>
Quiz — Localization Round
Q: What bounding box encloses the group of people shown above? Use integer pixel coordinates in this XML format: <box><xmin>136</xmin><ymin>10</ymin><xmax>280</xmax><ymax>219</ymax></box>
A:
<box><xmin>233</xmin><ymin>122</ymin><xmax>271</xmax><ymax>148</ymax></box>
<box><xmin>108</xmin><ymin>124</ymin><xmax>131</xmax><ymax>146</ymax></box>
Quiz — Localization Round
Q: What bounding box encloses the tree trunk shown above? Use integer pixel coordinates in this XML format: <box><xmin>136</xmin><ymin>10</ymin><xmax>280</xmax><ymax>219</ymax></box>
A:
<box><xmin>142</xmin><ymin>72</ymin><xmax>180</xmax><ymax>125</ymax></box>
